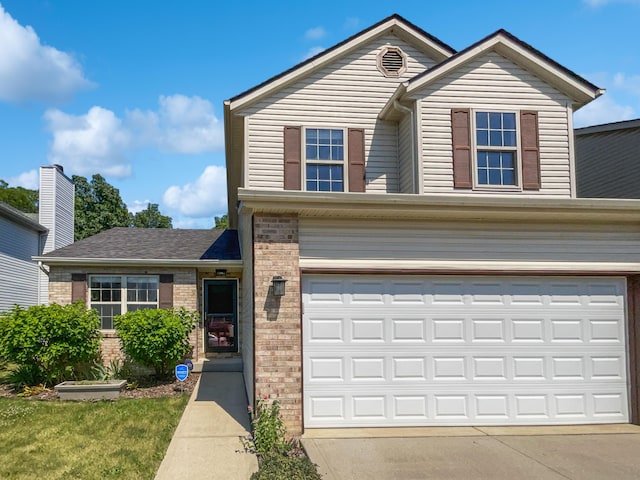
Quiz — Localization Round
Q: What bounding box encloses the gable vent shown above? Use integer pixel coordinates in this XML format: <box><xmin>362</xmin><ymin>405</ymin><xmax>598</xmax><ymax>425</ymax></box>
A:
<box><xmin>377</xmin><ymin>46</ymin><xmax>407</xmax><ymax>77</ymax></box>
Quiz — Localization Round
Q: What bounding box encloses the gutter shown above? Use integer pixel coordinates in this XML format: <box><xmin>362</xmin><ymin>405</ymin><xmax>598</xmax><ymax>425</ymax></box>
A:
<box><xmin>237</xmin><ymin>188</ymin><xmax>640</xmax><ymax>225</ymax></box>
<box><xmin>32</xmin><ymin>257</ymin><xmax>244</xmax><ymax>269</ymax></box>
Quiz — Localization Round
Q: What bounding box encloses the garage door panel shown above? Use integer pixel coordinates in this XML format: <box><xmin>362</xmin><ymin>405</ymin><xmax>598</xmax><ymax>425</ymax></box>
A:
<box><xmin>303</xmin><ymin>275</ymin><xmax>628</xmax><ymax>427</ymax></box>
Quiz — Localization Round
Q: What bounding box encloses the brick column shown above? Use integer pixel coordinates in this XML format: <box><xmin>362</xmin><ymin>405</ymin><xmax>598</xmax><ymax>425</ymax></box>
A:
<box><xmin>253</xmin><ymin>213</ymin><xmax>302</xmax><ymax>436</ymax></box>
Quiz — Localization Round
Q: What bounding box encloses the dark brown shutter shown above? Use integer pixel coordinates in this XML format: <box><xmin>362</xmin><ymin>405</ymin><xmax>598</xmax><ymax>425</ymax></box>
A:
<box><xmin>348</xmin><ymin>128</ymin><xmax>366</xmax><ymax>192</ymax></box>
<box><xmin>451</xmin><ymin>108</ymin><xmax>472</xmax><ymax>188</ymax></box>
<box><xmin>520</xmin><ymin>110</ymin><xmax>541</xmax><ymax>190</ymax></box>
<box><xmin>159</xmin><ymin>274</ymin><xmax>173</xmax><ymax>309</ymax></box>
<box><xmin>283</xmin><ymin>126</ymin><xmax>301</xmax><ymax>190</ymax></box>
<box><xmin>71</xmin><ymin>274</ymin><xmax>87</xmax><ymax>303</ymax></box>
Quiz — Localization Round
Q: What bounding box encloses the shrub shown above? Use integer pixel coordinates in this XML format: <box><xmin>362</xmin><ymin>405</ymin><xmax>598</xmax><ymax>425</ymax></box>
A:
<box><xmin>251</xmin><ymin>452</ymin><xmax>322</xmax><ymax>480</ymax></box>
<box><xmin>0</xmin><ymin>301</ymin><xmax>101</xmax><ymax>386</ymax></box>
<box><xmin>114</xmin><ymin>308</ymin><xmax>197</xmax><ymax>378</ymax></box>
<box><xmin>250</xmin><ymin>396</ymin><xmax>290</xmax><ymax>455</ymax></box>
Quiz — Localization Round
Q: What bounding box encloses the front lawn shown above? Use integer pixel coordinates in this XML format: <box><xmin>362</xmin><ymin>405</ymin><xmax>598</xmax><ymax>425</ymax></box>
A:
<box><xmin>0</xmin><ymin>396</ymin><xmax>189</xmax><ymax>479</ymax></box>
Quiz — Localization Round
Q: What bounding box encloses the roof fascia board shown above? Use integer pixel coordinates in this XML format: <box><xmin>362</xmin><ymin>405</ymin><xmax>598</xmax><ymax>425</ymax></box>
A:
<box><xmin>0</xmin><ymin>203</ymin><xmax>47</xmax><ymax>232</ymax></box>
<box><xmin>405</xmin><ymin>33</ymin><xmax>601</xmax><ymax>107</ymax></box>
<box><xmin>228</xmin><ymin>16</ymin><xmax>455</xmax><ymax>112</ymax></box>
<box><xmin>576</xmin><ymin>118</ymin><xmax>640</xmax><ymax>135</ymax></box>
<box><xmin>237</xmin><ymin>188</ymin><xmax>640</xmax><ymax>225</ymax></box>
<box><xmin>34</xmin><ymin>257</ymin><xmax>244</xmax><ymax>268</ymax></box>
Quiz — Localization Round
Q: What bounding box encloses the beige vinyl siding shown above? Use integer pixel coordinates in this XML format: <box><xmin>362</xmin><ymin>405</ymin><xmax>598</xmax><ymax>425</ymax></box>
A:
<box><xmin>398</xmin><ymin>113</ymin><xmax>414</xmax><ymax>193</ymax></box>
<box><xmin>0</xmin><ymin>216</ymin><xmax>41</xmax><ymax>312</ymax></box>
<box><xmin>239</xmin><ymin>212</ymin><xmax>254</xmax><ymax>402</ymax></box>
<box><xmin>415</xmin><ymin>51</ymin><xmax>574</xmax><ymax>197</ymax></box>
<box><xmin>241</xmin><ymin>34</ymin><xmax>437</xmax><ymax>193</ymax></box>
<box><xmin>298</xmin><ymin>218</ymin><xmax>640</xmax><ymax>270</ymax></box>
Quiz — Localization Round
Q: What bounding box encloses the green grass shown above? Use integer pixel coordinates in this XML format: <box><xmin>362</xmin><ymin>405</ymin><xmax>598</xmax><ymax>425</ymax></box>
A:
<box><xmin>0</xmin><ymin>396</ymin><xmax>189</xmax><ymax>480</ymax></box>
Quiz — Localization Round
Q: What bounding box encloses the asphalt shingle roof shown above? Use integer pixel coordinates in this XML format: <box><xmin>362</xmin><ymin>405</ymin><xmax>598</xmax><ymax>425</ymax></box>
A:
<box><xmin>42</xmin><ymin>227</ymin><xmax>241</xmax><ymax>261</ymax></box>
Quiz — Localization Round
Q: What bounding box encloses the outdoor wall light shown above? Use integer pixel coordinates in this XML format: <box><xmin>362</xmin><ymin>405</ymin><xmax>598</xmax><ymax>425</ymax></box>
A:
<box><xmin>272</xmin><ymin>275</ymin><xmax>287</xmax><ymax>297</ymax></box>
<box><xmin>215</xmin><ymin>269</ymin><xmax>227</xmax><ymax>277</ymax></box>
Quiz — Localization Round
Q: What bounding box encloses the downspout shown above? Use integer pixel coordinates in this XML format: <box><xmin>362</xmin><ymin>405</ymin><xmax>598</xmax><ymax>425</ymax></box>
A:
<box><xmin>393</xmin><ymin>100</ymin><xmax>417</xmax><ymax>193</ymax></box>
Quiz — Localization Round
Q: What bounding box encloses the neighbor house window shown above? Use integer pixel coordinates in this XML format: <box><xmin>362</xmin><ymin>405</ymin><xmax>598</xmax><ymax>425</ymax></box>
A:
<box><xmin>475</xmin><ymin>111</ymin><xmax>517</xmax><ymax>186</ymax></box>
<box><xmin>89</xmin><ymin>275</ymin><xmax>159</xmax><ymax>329</ymax></box>
<box><xmin>304</xmin><ymin>128</ymin><xmax>345</xmax><ymax>192</ymax></box>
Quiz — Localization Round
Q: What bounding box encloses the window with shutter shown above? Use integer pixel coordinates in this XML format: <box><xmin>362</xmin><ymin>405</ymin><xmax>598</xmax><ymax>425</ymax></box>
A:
<box><xmin>451</xmin><ymin>109</ymin><xmax>541</xmax><ymax>190</ymax></box>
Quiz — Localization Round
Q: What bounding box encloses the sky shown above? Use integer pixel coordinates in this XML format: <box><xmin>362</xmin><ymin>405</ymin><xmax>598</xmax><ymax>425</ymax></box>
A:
<box><xmin>1</xmin><ymin>0</ymin><xmax>639</xmax><ymax>228</ymax></box>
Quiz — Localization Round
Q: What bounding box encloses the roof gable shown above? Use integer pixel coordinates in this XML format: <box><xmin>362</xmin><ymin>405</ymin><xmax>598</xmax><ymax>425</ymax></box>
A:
<box><xmin>402</xmin><ymin>29</ymin><xmax>602</xmax><ymax>110</ymax></box>
<box><xmin>225</xmin><ymin>14</ymin><xmax>456</xmax><ymax>112</ymax></box>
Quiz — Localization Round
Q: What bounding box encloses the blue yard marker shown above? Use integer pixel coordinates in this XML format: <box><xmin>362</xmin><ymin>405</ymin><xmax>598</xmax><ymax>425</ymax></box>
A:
<box><xmin>175</xmin><ymin>364</ymin><xmax>189</xmax><ymax>382</ymax></box>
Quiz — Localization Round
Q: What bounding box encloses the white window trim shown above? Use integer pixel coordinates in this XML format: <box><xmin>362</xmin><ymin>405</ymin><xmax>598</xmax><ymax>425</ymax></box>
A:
<box><xmin>471</xmin><ymin>109</ymin><xmax>523</xmax><ymax>191</ymax></box>
<box><xmin>89</xmin><ymin>274</ymin><xmax>159</xmax><ymax>330</ymax></box>
<box><xmin>302</xmin><ymin>126</ymin><xmax>349</xmax><ymax>192</ymax></box>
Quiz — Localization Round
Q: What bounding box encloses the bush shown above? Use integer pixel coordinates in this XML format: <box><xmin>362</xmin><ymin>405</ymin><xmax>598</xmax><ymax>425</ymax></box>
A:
<box><xmin>114</xmin><ymin>308</ymin><xmax>197</xmax><ymax>378</ymax></box>
<box><xmin>250</xmin><ymin>396</ymin><xmax>290</xmax><ymax>455</ymax></box>
<box><xmin>251</xmin><ymin>452</ymin><xmax>322</xmax><ymax>480</ymax></box>
<box><xmin>0</xmin><ymin>301</ymin><xmax>101</xmax><ymax>386</ymax></box>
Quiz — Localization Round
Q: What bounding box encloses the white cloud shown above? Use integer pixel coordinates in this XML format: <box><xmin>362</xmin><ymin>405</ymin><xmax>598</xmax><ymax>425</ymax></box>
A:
<box><xmin>6</xmin><ymin>169</ymin><xmax>38</xmax><ymax>189</ymax></box>
<box><xmin>171</xmin><ymin>217</ymin><xmax>215</xmax><ymax>229</ymax></box>
<box><xmin>128</xmin><ymin>94</ymin><xmax>224</xmax><ymax>153</ymax></box>
<box><xmin>162</xmin><ymin>165</ymin><xmax>227</xmax><ymax>218</ymax></box>
<box><xmin>304</xmin><ymin>26</ymin><xmax>326</xmax><ymax>41</ymax></box>
<box><xmin>303</xmin><ymin>46</ymin><xmax>325</xmax><ymax>61</ymax></box>
<box><xmin>127</xmin><ymin>199</ymin><xmax>151</xmax><ymax>214</ymax></box>
<box><xmin>612</xmin><ymin>73</ymin><xmax>640</xmax><ymax>96</ymax></box>
<box><xmin>43</xmin><ymin>94</ymin><xmax>224</xmax><ymax>178</ymax></box>
<box><xmin>0</xmin><ymin>5</ymin><xmax>93</xmax><ymax>103</ymax></box>
<box><xmin>583</xmin><ymin>0</ymin><xmax>640</xmax><ymax>6</ymax></box>
<box><xmin>44</xmin><ymin>106</ymin><xmax>132</xmax><ymax>177</ymax></box>
<box><xmin>573</xmin><ymin>95</ymin><xmax>636</xmax><ymax>127</ymax></box>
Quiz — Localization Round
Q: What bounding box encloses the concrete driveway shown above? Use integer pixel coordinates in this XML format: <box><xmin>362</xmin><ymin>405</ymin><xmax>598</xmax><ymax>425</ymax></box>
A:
<box><xmin>301</xmin><ymin>425</ymin><xmax>640</xmax><ymax>480</ymax></box>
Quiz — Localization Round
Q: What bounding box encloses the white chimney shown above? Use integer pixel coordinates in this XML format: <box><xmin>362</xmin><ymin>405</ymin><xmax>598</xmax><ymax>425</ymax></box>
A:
<box><xmin>38</xmin><ymin>165</ymin><xmax>74</xmax><ymax>303</ymax></box>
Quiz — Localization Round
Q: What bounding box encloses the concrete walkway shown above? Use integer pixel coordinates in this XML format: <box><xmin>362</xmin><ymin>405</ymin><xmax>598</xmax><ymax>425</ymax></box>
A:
<box><xmin>154</xmin><ymin>367</ymin><xmax>258</xmax><ymax>479</ymax></box>
<box><xmin>302</xmin><ymin>424</ymin><xmax>640</xmax><ymax>480</ymax></box>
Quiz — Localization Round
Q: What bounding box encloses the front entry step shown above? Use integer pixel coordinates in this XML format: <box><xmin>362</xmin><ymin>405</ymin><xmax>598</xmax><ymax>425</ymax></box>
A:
<box><xmin>193</xmin><ymin>357</ymin><xmax>243</xmax><ymax>373</ymax></box>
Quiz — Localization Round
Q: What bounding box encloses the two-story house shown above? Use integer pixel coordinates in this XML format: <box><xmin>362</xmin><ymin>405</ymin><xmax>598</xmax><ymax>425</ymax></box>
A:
<box><xmin>1</xmin><ymin>165</ymin><xmax>74</xmax><ymax>312</ymax></box>
<box><xmin>40</xmin><ymin>15</ymin><xmax>640</xmax><ymax>436</ymax></box>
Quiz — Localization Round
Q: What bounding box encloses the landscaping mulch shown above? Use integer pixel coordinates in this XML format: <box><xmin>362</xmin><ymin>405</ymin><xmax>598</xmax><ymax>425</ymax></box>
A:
<box><xmin>0</xmin><ymin>373</ymin><xmax>200</xmax><ymax>400</ymax></box>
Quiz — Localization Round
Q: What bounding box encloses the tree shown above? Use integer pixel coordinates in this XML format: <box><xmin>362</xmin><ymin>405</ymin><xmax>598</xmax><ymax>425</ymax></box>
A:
<box><xmin>132</xmin><ymin>203</ymin><xmax>172</xmax><ymax>228</ymax></box>
<box><xmin>73</xmin><ymin>174</ymin><xmax>131</xmax><ymax>240</ymax></box>
<box><xmin>214</xmin><ymin>214</ymin><xmax>229</xmax><ymax>229</ymax></box>
<box><xmin>0</xmin><ymin>179</ymin><xmax>38</xmax><ymax>213</ymax></box>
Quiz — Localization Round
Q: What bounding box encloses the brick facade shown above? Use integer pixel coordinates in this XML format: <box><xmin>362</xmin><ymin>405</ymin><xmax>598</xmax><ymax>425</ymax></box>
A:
<box><xmin>252</xmin><ymin>213</ymin><xmax>303</xmax><ymax>435</ymax></box>
<box><xmin>48</xmin><ymin>266</ymin><xmax>199</xmax><ymax>364</ymax></box>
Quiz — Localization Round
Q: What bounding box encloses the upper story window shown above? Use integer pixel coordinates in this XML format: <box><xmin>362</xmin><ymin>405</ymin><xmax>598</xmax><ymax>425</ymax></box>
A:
<box><xmin>304</xmin><ymin>128</ymin><xmax>345</xmax><ymax>192</ymax></box>
<box><xmin>89</xmin><ymin>275</ymin><xmax>159</xmax><ymax>329</ymax></box>
<box><xmin>475</xmin><ymin>111</ymin><xmax>517</xmax><ymax>186</ymax></box>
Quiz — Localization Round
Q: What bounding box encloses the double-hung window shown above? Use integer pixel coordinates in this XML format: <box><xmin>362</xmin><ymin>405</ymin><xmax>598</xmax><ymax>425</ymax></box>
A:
<box><xmin>89</xmin><ymin>275</ymin><xmax>159</xmax><ymax>329</ymax></box>
<box><xmin>304</xmin><ymin>128</ymin><xmax>345</xmax><ymax>192</ymax></box>
<box><xmin>475</xmin><ymin>111</ymin><xmax>517</xmax><ymax>186</ymax></box>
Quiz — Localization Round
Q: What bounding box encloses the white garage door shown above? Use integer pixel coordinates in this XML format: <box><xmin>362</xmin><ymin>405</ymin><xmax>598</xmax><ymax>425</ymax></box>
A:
<box><xmin>303</xmin><ymin>275</ymin><xmax>629</xmax><ymax>428</ymax></box>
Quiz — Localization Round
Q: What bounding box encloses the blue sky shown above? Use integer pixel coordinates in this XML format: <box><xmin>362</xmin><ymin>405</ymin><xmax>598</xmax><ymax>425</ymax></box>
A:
<box><xmin>1</xmin><ymin>0</ymin><xmax>639</xmax><ymax>228</ymax></box>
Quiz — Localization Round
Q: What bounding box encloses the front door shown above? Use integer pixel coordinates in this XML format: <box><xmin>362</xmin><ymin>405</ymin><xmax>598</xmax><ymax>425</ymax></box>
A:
<box><xmin>203</xmin><ymin>279</ymin><xmax>238</xmax><ymax>353</ymax></box>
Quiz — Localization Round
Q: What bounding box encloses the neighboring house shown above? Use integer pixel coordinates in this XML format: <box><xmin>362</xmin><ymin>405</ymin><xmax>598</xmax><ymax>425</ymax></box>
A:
<box><xmin>575</xmin><ymin>118</ymin><xmax>640</xmax><ymax>198</ymax></box>
<box><xmin>39</xmin><ymin>15</ymin><xmax>640</xmax><ymax>436</ymax></box>
<box><xmin>0</xmin><ymin>165</ymin><xmax>73</xmax><ymax>312</ymax></box>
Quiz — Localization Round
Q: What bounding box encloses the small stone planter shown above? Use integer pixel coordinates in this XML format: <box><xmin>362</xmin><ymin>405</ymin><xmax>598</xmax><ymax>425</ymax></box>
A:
<box><xmin>54</xmin><ymin>380</ymin><xmax>127</xmax><ymax>400</ymax></box>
